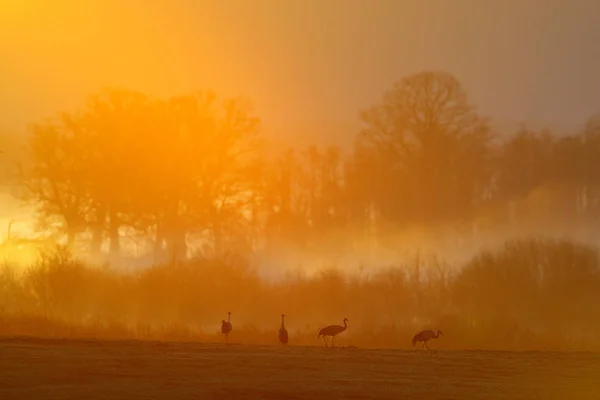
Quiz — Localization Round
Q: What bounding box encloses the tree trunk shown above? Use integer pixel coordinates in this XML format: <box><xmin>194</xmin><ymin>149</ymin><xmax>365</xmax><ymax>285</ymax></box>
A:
<box><xmin>108</xmin><ymin>225</ymin><xmax>120</xmax><ymax>256</ymax></box>
<box><xmin>108</xmin><ymin>210</ymin><xmax>121</xmax><ymax>256</ymax></box>
<box><xmin>169</xmin><ymin>229</ymin><xmax>187</xmax><ymax>263</ymax></box>
<box><xmin>90</xmin><ymin>228</ymin><xmax>103</xmax><ymax>254</ymax></box>
<box><xmin>153</xmin><ymin>221</ymin><xmax>167</xmax><ymax>265</ymax></box>
<box><xmin>66</xmin><ymin>228</ymin><xmax>77</xmax><ymax>250</ymax></box>
<box><xmin>213</xmin><ymin>221</ymin><xmax>223</xmax><ymax>258</ymax></box>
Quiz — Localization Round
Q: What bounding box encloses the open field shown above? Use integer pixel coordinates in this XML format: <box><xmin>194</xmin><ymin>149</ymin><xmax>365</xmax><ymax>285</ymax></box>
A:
<box><xmin>0</xmin><ymin>337</ymin><xmax>599</xmax><ymax>399</ymax></box>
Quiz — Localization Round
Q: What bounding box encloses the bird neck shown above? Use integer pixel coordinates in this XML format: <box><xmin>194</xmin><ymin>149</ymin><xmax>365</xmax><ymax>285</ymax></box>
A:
<box><xmin>227</xmin><ymin>315</ymin><xmax>231</xmax><ymax>323</ymax></box>
<box><xmin>343</xmin><ymin>320</ymin><xmax>347</xmax><ymax>330</ymax></box>
<box><xmin>281</xmin><ymin>316</ymin><xmax>285</xmax><ymax>329</ymax></box>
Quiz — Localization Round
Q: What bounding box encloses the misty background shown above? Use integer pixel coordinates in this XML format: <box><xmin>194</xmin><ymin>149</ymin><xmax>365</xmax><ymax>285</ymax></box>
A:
<box><xmin>2</xmin><ymin>0</ymin><xmax>599</xmax><ymax>139</ymax></box>
<box><xmin>1</xmin><ymin>0</ymin><xmax>600</xmax><ymax>350</ymax></box>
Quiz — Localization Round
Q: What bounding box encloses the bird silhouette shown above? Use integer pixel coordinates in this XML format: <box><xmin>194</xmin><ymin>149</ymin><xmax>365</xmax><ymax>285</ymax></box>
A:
<box><xmin>317</xmin><ymin>318</ymin><xmax>348</xmax><ymax>348</ymax></box>
<box><xmin>412</xmin><ymin>329</ymin><xmax>443</xmax><ymax>350</ymax></box>
<box><xmin>221</xmin><ymin>311</ymin><xmax>232</xmax><ymax>343</ymax></box>
<box><xmin>278</xmin><ymin>313</ymin><xmax>288</xmax><ymax>345</ymax></box>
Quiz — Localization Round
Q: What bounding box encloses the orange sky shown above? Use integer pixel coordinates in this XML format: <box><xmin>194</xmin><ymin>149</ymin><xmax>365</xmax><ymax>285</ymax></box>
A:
<box><xmin>1</xmin><ymin>0</ymin><xmax>600</xmax><ymax>147</ymax></box>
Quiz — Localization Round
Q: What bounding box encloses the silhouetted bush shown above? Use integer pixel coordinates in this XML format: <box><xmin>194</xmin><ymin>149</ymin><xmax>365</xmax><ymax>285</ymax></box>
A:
<box><xmin>453</xmin><ymin>237</ymin><xmax>600</xmax><ymax>348</ymax></box>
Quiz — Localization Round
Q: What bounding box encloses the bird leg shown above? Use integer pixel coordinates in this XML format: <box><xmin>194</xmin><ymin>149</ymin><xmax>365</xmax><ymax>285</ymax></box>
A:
<box><xmin>332</xmin><ymin>336</ymin><xmax>336</xmax><ymax>348</ymax></box>
<box><xmin>323</xmin><ymin>336</ymin><xmax>328</xmax><ymax>348</ymax></box>
<box><xmin>425</xmin><ymin>342</ymin><xmax>430</xmax><ymax>350</ymax></box>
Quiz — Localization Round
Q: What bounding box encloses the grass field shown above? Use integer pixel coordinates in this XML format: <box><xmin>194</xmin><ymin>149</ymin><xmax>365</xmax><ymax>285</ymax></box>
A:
<box><xmin>0</xmin><ymin>337</ymin><xmax>598</xmax><ymax>399</ymax></box>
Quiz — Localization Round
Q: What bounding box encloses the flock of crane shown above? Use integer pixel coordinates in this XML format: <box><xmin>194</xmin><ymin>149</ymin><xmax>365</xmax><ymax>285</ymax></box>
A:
<box><xmin>220</xmin><ymin>312</ymin><xmax>444</xmax><ymax>350</ymax></box>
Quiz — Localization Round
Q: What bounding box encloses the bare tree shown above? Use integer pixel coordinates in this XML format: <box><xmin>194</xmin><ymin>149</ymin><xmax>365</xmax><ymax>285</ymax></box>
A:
<box><xmin>359</xmin><ymin>71</ymin><xmax>493</xmax><ymax>224</ymax></box>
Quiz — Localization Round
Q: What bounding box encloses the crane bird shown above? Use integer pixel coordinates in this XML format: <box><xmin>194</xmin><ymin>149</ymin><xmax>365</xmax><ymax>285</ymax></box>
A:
<box><xmin>221</xmin><ymin>311</ymin><xmax>232</xmax><ymax>343</ymax></box>
<box><xmin>412</xmin><ymin>329</ymin><xmax>443</xmax><ymax>350</ymax></box>
<box><xmin>278</xmin><ymin>313</ymin><xmax>288</xmax><ymax>345</ymax></box>
<box><xmin>317</xmin><ymin>318</ymin><xmax>348</xmax><ymax>348</ymax></box>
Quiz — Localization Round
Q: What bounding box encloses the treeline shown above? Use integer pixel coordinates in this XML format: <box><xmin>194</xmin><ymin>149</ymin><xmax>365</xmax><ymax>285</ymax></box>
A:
<box><xmin>1</xmin><ymin>237</ymin><xmax>599</xmax><ymax>350</ymax></box>
<box><xmin>16</xmin><ymin>70</ymin><xmax>600</xmax><ymax>262</ymax></box>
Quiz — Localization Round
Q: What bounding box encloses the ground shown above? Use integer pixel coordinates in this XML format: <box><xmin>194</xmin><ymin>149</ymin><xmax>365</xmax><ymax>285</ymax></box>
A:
<box><xmin>0</xmin><ymin>337</ymin><xmax>598</xmax><ymax>399</ymax></box>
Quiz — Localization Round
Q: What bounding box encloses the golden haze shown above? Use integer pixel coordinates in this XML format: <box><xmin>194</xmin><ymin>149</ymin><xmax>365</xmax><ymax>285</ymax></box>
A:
<box><xmin>1</xmin><ymin>2</ymin><xmax>600</xmax><ymax>354</ymax></box>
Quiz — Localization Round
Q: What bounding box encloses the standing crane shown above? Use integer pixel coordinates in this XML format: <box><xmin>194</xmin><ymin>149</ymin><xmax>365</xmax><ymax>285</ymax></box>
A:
<box><xmin>221</xmin><ymin>311</ymin><xmax>232</xmax><ymax>343</ymax></box>
<box><xmin>412</xmin><ymin>329</ymin><xmax>443</xmax><ymax>350</ymax></box>
<box><xmin>317</xmin><ymin>318</ymin><xmax>348</xmax><ymax>348</ymax></box>
<box><xmin>278</xmin><ymin>313</ymin><xmax>288</xmax><ymax>345</ymax></box>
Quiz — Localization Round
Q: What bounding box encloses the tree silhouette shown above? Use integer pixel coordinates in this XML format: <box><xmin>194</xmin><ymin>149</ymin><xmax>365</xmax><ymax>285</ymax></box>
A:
<box><xmin>20</xmin><ymin>114</ymin><xmax>93</xmax><ymax>247</ymax></box>
<box><xmin>176</xmin><ymin>92</ymin><xmax>261</xmax><ymax>258</ymax></box>
<box><xmin>262</xmin><ymin>148</ymin><xmax>313</xmax><ymax>250</ymax></box>
<box><xmin>495</xmin><ymin>127</ymin><xmax>554</xmax><ymax>201</ymax></box>
<box><xmin>81</xmin><ymin>89</ymin><xmax>151</xmax><ymax>256</ymax></box>
<box><xmin>21</xmin><ymin>89</ymin><xmax>261</xmax><ymax>261</ymax></box>
<box><xmin>359</xmin><ymin>71</ymin><xmax>493</xmax><ymax>225</ymax></box>
<box><xmin>18</xmin><ymin>71</ymin><xmax>600</xmax><ymax>267</ymax></box>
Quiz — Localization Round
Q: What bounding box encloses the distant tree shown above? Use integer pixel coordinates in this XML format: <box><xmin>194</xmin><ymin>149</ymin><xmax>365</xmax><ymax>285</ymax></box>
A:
<box><xmin>342</xmin><ymin>142</ymin><xmax>378</xmax><ymax>227</ymax></box>
<box><xmin>21</xmin><ymin>89</ymin><xmax>262</xmax><ymax>261</ymax></box>
<box><xmin>300</xmin><ymin>145</ymin><xmax>345</xmax><ymax>232</ymax></box>
<box><xmin>149</xmin><ymin>92</ymin><xmax>262</xmax><ymax>260</ymax></box>
<box><xmin>319</xmin><ymin>145</ymin><xmax>345</xmax><ymax>230</ymax></box>
<box><xmin>359</xmin><ymin>71</ymin><xmax>493</xmax><ymax>225</ymax></box>
<box><xmin>0</xmin><ymin>132</ymin><xmax>26</xmax><ymax>191</ymax></box>
<box><xmin>261</xmin><ymin>143</ymin><xmax>349</xmax><ymax>250</ymax></box>
<box><xmin>20</xmin><ymin>113</ymin><xmax>93</xmax><ymax>247</ymax></box>
<box><xmin>578</xmin><ymin>114</ymin><xmax>600</xmax><ymax>216</ymax></box>
<box><xmin>303</xmin><ymin>144</ymin><xmax>321</xmax><ymax>227</ymax></box>
<box><xmin>495</xmin><ymin>127</ymin><xmax>555</xmax><ymax>202</ymax></box>
<box><xmin>80</xmin><ymin>89</ymin><xmax>152</xmax><ymax>256</ymax></box>
<box><xmin>263</xmin><ymin>148</ymin><xmax>310</xmax><ymax>249</ymax></box>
